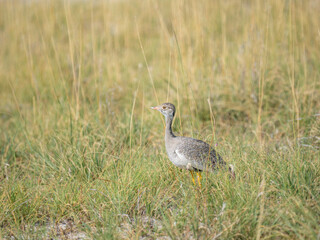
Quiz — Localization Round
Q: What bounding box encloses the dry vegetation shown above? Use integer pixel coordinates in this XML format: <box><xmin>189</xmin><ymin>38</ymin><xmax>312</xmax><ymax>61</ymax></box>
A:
<box><xmin>0</xmin><ymin>0</ymin><xmax>320</xmax><ymax>239</ymax></box>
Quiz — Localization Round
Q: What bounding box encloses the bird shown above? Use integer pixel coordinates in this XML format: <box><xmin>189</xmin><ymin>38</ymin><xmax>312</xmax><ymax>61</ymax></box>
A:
<box><xmin>151</xmin><ymin>102</ymin><xmax>235</xmax><ymax>186</ymax></box>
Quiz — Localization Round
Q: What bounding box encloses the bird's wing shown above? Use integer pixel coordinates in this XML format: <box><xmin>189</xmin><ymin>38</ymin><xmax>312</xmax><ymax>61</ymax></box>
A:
<box><xmin>174</xmin><ymin>137</ymin><xmax>225</xmax><ymax>171</ymax></box>
<box><xmin>175</xmin><ymin>149</ymin><xmax>204</xmax><ymax>171</ymax></box>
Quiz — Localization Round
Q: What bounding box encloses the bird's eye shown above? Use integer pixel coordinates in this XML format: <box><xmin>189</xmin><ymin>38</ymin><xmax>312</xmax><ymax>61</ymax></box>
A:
<box><xmin>162</xmin><ymin>106</ymin><xmax>167</xmax><ymax>109</ymax></box>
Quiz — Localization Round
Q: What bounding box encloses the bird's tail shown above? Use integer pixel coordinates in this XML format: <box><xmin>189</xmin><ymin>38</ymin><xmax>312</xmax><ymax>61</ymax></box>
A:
<box><xmin>228</xmin><ymin>164</ymin><xmax>235</xmax><ymax>179</ymax></box>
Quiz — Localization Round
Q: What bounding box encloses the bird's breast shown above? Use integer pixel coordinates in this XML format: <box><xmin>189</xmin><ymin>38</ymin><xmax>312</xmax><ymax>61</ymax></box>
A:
<box><xmin>165</xmin><ymin>147</ymin><xmax>189</xmax><ymax>169</ymax></box>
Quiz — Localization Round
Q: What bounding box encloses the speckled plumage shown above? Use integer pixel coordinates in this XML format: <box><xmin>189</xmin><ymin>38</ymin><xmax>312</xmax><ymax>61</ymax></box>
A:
<box><xmin>151</xmin><ymin>103</ymin><xmax>227</xmax><ymax>172</ymax></box>
<box><xmin>168</xmin><ymin>136</ymin><xmax>225</xmax><ymax>171</ymax></box>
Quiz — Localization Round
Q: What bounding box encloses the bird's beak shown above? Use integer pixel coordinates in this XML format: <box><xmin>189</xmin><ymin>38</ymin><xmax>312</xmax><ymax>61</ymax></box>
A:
<box><xmin>150</xmin><ymin>105</ymin><xmax>161</xmax><ymax>111</ymax></box>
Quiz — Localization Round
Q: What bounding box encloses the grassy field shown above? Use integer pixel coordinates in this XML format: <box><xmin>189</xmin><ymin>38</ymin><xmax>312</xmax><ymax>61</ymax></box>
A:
<box><xmin>0</xmin><ymin>0</ymin><xmax>320</xmax><ymax>239</ymax></box>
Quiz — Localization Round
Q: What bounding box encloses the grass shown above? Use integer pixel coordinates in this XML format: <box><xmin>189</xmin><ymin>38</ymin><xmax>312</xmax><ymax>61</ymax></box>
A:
<box><xmin>0</xmin><ymin>0</ymin><xmax>319</xmax><ymax>239</ymax></box>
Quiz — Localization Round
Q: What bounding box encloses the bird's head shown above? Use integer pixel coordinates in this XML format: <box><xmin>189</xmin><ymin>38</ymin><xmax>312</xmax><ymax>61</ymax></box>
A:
<box><xmin>150</xmin><ymin>103</ymin><xmax>176</xmax><ymax>119</ymax></box>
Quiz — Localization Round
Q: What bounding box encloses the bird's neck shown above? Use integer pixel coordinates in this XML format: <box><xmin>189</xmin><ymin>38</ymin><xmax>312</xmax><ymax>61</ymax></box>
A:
<box><xmin>165</xmin><ymin>116</ymin><xmax>176</xmax><ymax>139</ymax></box>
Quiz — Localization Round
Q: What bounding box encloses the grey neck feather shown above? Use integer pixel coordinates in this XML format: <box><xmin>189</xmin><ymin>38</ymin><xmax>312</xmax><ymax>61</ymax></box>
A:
<box><xmin>165</xmin><ymin>115</ymin><xmax>176</xmax><ymax>139</ymax></box>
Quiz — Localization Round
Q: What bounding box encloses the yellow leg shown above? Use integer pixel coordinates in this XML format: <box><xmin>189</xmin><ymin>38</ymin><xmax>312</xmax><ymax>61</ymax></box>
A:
<box><xmin>190</xmin><ymin>171</ymin><xmax>196</xmax><ymax>185</ymax></box>
<box><xmin>196</xmin><ymin>172</ymin><xmax>202</xmax><ymax>188</ymax></box>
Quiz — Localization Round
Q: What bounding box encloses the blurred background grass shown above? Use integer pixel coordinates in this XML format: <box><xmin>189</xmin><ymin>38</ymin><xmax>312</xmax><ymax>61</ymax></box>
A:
<box><xmin>0</xmin><ymin>0</ymin><xmax>319</xmax><ymax>239</ymax></box>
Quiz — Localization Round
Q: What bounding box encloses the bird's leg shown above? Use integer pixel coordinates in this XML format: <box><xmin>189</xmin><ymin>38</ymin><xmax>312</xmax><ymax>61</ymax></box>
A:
<box><xmin>190</xmin><ymin>171</ymin><xmax>196</xmax><ymax>185</ymax></box>
<box><xmin>196</xmin><ymin>172</ymin><xmax>202</xmax><ymax>187</ymax></box>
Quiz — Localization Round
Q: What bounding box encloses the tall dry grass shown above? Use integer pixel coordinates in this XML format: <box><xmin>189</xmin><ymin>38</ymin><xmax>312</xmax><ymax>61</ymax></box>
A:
<box><xmin>0</xmin><ymin>0</ymin><xmax>319</xmax><ymax>239</ymax></box>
